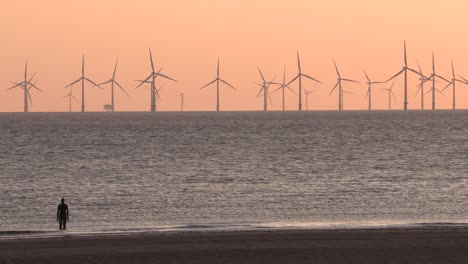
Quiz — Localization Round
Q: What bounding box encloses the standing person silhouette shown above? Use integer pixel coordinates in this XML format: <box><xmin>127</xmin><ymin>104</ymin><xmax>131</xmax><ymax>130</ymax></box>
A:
<box><xmin>57</xmin><ymin>198</ymin><xmax>69</xmax><ymax>230</ymax></box>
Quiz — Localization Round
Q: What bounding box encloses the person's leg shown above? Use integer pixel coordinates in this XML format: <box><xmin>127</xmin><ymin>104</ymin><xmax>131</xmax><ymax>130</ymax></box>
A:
<box><xmin>59</xmin><ymin>218</ymin><xmax>63</xmax><ymax>230</ymax></box>
<box><xmin>63</xmin><ymin>219</ymin><xmax>67</xmax><ymax>230</ymax></box>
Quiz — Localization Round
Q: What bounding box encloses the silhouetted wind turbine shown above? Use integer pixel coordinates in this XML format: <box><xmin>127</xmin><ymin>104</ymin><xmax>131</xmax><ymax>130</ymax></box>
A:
<box><xmin>257</xmin><ymin>66</ymin><xmax>278</xmax><ymax>111</ymax></box>
<box><xmin>8</xmin><ymin>61</ymin><xmax>43</xmax><ymax>112</ymax></box>
<box><xmin>273</xmin><ymin>65</ymin><xmax>295</xmax><ymax>111</ymax></box>
<box><xmin>385</xmin><ymin>41</ymin><xmax>424</xmax><ymax>110</ymax></box>
<box><xmin>329</xmin><ymin>61</ymin><xmax>359</xmax><ymax>111</ymax></box>
<box><xmin>441</xmin><ymin>60</ymin><xmax>466</xmax><ymax>110</ymax></box>
<box><xmin>256</xmin><ymin>67</ymin><xmax>277</xmax><ymax>111</ymax></box>
<box><xmin>415</xmin><ymin>59</ymin><xmax>426</xmax><ymax>110</ymax></box>
<box><xmin>422</xmin><ymin>53</ymin><xmax>449</xmax><ymax>110</ymax></box>
<box><xmin>380</xmin><ymin>81</ymin><xmax>397</xmax><ymax>110</ymax></box>
<box><xmin>64</xmin><ymin>55</ymin><xmax>102</xmax><ymax>112</ymax></box>
<box><xmin>287</xmin><ymin>51</ymin><xmax>322</xmax><ymax>111</ymax></box>
<box><xmin>363</xmin><ymin>69</ymin><xmax>383</xmax><ymax>111</ymax></box>
<box><xmin>136</xmin><ymin>49</ymin><xmax>177</xmax><ymax>112</ymax></box>
<box><xmin>304</xmin><ymin>88</ymin><xmax>316</xmax><ymax>111</ymax></box>
<box><xmin>99</xmin><ymin>57</ymin><xmax>128</xmax><ymax>112</ymax></box>
<box><xmin>64</xmin><ymin>88</ymin><xmax>79</xmax><ymax>112</ymax></box>
<box><xmin>178</xmin><ymin>91</ymin><xmax>184</xmax><ymax>112</ymax></box>
<box><xmin>201</xmin><ymin>58</ymin><xmax>236</xmax><ymax>111</ymax></box>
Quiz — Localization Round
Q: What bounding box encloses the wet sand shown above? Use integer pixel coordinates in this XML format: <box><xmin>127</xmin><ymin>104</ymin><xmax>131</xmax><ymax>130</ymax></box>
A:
<box><xmin>1</xmin><ymin>227</ymin><xmax>468</xmax><ymax>264</ymax></box>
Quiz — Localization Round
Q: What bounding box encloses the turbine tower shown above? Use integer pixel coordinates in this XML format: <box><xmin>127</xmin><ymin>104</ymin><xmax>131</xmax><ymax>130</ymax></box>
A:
<box><xmin>273</xmin><ymin>65</ymin><xmax>295</xmax><ymax>111</ymax></box>
<box><xmin>421</xmin><ymin>53</ymin><xmax>449</xmax><ymax>110</ymax></box>
<box><xmin>380</xmin><ymin>81</ymin><xmax>397</xmax><ymax>110</ymax></box>
<box><xmin>385</xmin><ymin>41</ymin><xmax>424</xmax><ymax>110</ymax></box>
<box><xmin>441</xmin><ymin>60</ymin><xmax>466</xmax><ymax>110</ymax></box>
<box><xmin>256</xmin><ymin>67</ymin><xmax>277</xmax><ymax>111</ymax></box>
<box><xmin>64</xmin><ymin>88</ymin><xmax>79</xmax><ymax>112</ymax></box>
<box><xmin>8</xmin><ymin>61</ymin><xmax>43</xmax><ymax>112</ymax></box>
<box><xmin>136</xmin><ymin>49</ymin><xmax>177</xmax><ymax>112</ymax></box>
<box><xmin>64</xmin><ymin>55</ymin><xmax>102</xmax><ymax>112</ymax></box>
<box><xmin>329</xmin><ymin>61</ymin><xmax>359</xmax><ymax>111</ymax></box>
<box><xmin>304</xmin><ymin>88</ymin><xmax>316</xmax><ymax>111</ymax></box>
<box><xmin>201</xmin><ymin>58</ymin><xmax>236</xmax><ymax>112</ymax></box>
<box><xmin>287</xmin><ymin>51</ymin><xmax>322</xmax><ymax>111</ymax></box>
<box><xmin>179</xmin><ymin>91</ymin><xmax>184</xmax><ymax>112</ymax></box>
<box><xmin>99</xmin><ymin>57</ymin><xmax>128</xmax><ymax>112</ymax></box>
<box><xmin>363</xmin><ymin>69</ymin><xmax>383</xmax><ymax>111</ymax></box>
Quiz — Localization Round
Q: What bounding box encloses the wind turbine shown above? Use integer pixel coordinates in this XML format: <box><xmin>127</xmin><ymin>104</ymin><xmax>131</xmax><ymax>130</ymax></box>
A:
<box><xmin>329</xmin><ymin>61</ymin><xmax>359</xmax><ymax>111</ymax></box>
<box><xmin>363</xmin><ymin>69</ymin><xmax>383</xmax><ymax>111</ymax></box>
<box><xmin>64</xmin><ymin>55</ymin><xmax>102</xmax><ymax>112</ymax></box>
<box><xmin>380</xmin><ymin>81</ymin><xmax>397</xmax><ymax>110</ymax></box>
<box><xmin>255</xmin><ymin>66</ymin><xmax>277</xmax><ymax>111</ymax></box>
<box><xmin>385</xmin><ymin>41</ymin><xmax>425</xmax><ymax>110</ymax></box>
<box><xmin>287</xmin><ymin>51</ymin><xmax>322</xmax><ymax>111</ymax></box>
<box><xmin>201</xmin><ymin>58</ymin><xmax>236</xmax><ymax>111</ymax></box>
<box><xmin>8</xmin><ymin>61</ymin><xmax>43</xmax><ymax>112</ymax></box>
<box><xmin>64</xmin><ymin>88</ymin><xmax>79</xmax><ymax>112</ymax></box>
<box><xmin>415</xmin><ymin>59</ymin><xmax>426</xmax><ymax>110</ymax></box>
<box><xmin>441</xmin><ymin>60</ymin><xmax>466</xmax><ymax>110</ymax></box>
<box><xmin>422</xmin><ymin>53</ymin><xmax>449</xmax><ymax>110</ymax></box>
<box><xmin>99</xmin><ymin>57</ymin><xmax>128</xmax><ymax>112</ymax></box>
<box><xmin>304</xmin><ymin>88</ymin><xmax>317</xmax><ymax>111</ymax></box>
<box><xmin>136</xmin><ymin>49</ymin><xmax>177</xmax><ymax>112</ymax></box>
<box><xmin>178</xmin><ymin>91</ymin><xmax>184</xmax><ymax>112</ymax></box>
<box><xmin>273</xmin><ymin>65</ymin><xmax>295</xmax><ymax>111</ymax></box>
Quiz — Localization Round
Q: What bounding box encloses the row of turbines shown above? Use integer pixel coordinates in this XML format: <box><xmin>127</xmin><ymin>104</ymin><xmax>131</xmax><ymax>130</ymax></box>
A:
<box><xmin>6</xmin><ymin>41</ymin><xmax>467</xmax><ymax>113</ymax></box>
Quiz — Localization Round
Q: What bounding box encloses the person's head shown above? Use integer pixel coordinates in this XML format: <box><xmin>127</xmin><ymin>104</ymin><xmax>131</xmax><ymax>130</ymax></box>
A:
<box><xmin>61</xmin><ymin>198</ymin><xmax>65</xmax><ymax>204</ymax></box>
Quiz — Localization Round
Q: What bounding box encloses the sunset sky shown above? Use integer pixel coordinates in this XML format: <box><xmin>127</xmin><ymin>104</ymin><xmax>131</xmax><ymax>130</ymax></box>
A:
<box><xmin>1</xmin><ymin>0</ymin><xmax>468</xmax><ymax>112</ymax></box>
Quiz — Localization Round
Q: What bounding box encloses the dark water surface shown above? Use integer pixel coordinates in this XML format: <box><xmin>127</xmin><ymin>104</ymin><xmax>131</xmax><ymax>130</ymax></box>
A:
<box><xmin>0</xmin><ymin>111</ymin><xmax>467</xmax><ymax>233</ymax></box>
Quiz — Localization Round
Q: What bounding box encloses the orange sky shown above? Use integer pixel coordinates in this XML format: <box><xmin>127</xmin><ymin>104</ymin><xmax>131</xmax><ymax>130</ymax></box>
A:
<box><xmin>1</xmin><ymin>0</ymin><xmax>468</xmax><ymax>112</ymax></box>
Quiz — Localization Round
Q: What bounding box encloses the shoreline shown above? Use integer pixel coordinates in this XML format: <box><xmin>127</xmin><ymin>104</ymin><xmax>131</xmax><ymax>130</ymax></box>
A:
<box><xmin>2</xmin><ymin>226</ymin><xmax>468</xmax><ymax>263</ymax></box>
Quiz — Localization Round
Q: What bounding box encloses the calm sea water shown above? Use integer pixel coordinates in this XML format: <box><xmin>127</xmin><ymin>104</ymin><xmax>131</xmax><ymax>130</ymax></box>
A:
<box><xmin>0</xmin><ymin>111</ymin><xmax>467</xmax><ymax>235</ymax></box>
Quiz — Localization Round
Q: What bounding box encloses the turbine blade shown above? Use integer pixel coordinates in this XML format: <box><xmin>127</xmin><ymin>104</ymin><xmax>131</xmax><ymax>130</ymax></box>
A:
<box><xmin>219</xmin><ymin>79</ymin><xmax>236</xmax><ymax>90</ymax></box>
<box><xmin>434</xmin><ymin>74</ymin><xmax>449</xmax><ymax>83</ymax></box>
<box><xmin>256</xmin><ymin>86</ymin><xmax>264</xmax><ymax>97</ymax></box>
<box><xmin>201</xmin><ymin>79</ymin><xmax>216</xmax><ymax>89</ymax></box>
<box><xmin>333</xmin><ymin>60</ymin><xmax>341</xmax><ymax>78</ymax></box>
<box><xmin>286</xmin><ymin>75</ymin><xmax>299</xmax><ymax>86</ymax></box>
<box><xmin>329</xmin><ymin>82</ymin><xmax>339</xmax><ymax>95</ymax></box>
<box><xmin>28</xmin><ymin>82</ymin><xmax>43</xmax><ymax>93</ymax></box>
<box><xmin>113</xmin><ymin>57</ymin><xmax>119</xmax><ymax>79</ymax></box>
<box><xmin>297</xmin><ymin>51</ymin><xmax>301</xmax><ymax>73</ymax></box>
<box><xmin>64</xmin><ymin>78</ymin><xmax>82</xmax><ymax>88</ymax></box>
<box><xmin>386</xmin><ymin>69</ymin><xmax>404</xmax><ymax>82</ymax></box>
<box><xmin>363</xmin><ymin>68</ymin><xmax>370</xmax><ymax>83</ymax></box>
<box><xmin>441</xmin><ymin>81</ymin><xmax>453</xmax><ymax>92</ymax></box>
<box><xmin>99</xmin><ymin>80</ymin><xmax>112</xmax><ymax>86</ymax></box>
<box><xmin>115</xmin><ymin>81</ymin><xmax>129</xmax><ymax>96</ymax></box>
<box><xmin>342</xmin><ymin>78</ymin><xmax>359</xmax><ymax>83</ymax></box>
<box><xmin>457</xmin><ymin>75</ymin><xmax>468</xmax><ymax>83</ymax></box>
<box><xmin>135</xmin><ymin>74</ymin><xmax>152</xmax><ymax>89</ymax></box>
<box><xmin>257</xmin><ymin>66</ymin><xmax>266</xmax><ymax>82</ymax></box>
<box><xmin>286</xmin><ymin>86</ymin><xmax>297</xmax><ymax>95</ymax></box>
<box><xmin>156</xmin><ymin>72</ymin><xmax>178</xmax><ymax>82</ymax></box>
<box><xmin>407</xmin><ymin>67</ymin><xmax>425</xmax><ymax>77</ymax></box>
<box><xmin>7</xmin><ymin>82</ymin><xmax>24</xmax><ymax>90</ymax></box>
<box><xmin>149</xmin><ymin>48</ymin><xmax>155</xmax><ymax>72</ymax></box>
<box><xmin>85</xmin><ymin>78</ymin><xmax>103</xmax><ymax>89</ymax></box>
<box><xmin>416</xmin><ymin>58</ymin><xmax>423</xmax><ymax>74</ymax></box>
<box><xmin>301</xmin><ymin>73</ymin><xmax>322</xmax><ymax>84</ymax></box>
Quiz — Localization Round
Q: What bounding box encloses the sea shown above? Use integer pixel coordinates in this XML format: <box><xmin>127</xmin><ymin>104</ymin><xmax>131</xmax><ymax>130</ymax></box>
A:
<box><xmin>0</xmin><ymin>111</ymin><xmax>467</xmax><ymax>237</ymax></box>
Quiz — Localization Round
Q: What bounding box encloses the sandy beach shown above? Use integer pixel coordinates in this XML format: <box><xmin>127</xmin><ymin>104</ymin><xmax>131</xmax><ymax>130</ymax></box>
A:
<box><xmin>1</xmin><ymin>226</ymin><xmax>468</xmax><ymax>263</ymax></box>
